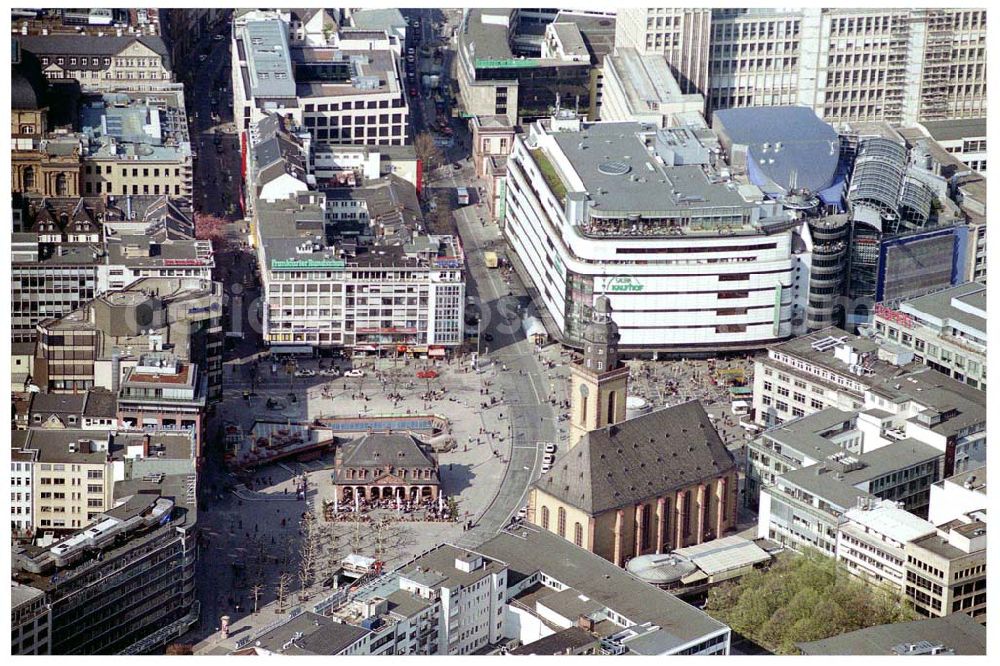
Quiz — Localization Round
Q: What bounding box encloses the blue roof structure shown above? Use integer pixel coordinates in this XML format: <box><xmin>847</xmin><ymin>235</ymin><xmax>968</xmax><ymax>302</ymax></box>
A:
<box><xmin>714</xmin><ymin>106</ymin><xmax>841</xmax><ymax>198</ymax></box>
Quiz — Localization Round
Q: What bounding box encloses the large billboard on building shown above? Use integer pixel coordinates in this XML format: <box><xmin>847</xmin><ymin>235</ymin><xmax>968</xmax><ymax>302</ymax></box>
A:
<box><xmin>877</xmin><ymin>226</ymin><xmax>967</xmax><ymax>303</ymax></box>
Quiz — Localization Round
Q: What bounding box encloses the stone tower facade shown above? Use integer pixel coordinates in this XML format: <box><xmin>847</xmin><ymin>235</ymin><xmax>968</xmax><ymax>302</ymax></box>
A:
<box><xmin>568</xmin><ymin>296</ymin><xmax>629</xmax><ymax>449</ymax></box>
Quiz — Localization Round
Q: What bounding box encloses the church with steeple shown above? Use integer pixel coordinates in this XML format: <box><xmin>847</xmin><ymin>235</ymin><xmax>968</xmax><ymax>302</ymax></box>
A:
<box><xmin>528</xmin><ymin>296</ymin><xmax>739</xmax><ymax>567</ymax></box>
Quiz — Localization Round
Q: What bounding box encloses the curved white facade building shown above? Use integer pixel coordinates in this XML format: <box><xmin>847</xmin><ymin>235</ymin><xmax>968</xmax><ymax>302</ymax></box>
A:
<box><xmin>504</xmin><ymin>117</ymin><xmax>808</xmax><ymax>353</ymax></box>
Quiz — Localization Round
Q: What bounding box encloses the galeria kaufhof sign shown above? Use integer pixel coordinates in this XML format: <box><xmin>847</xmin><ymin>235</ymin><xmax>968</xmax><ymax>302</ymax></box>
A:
<box><xmin>607</xmin><ymin>276</ymin><xmax>644</xmax><ymax>293</ymax></box>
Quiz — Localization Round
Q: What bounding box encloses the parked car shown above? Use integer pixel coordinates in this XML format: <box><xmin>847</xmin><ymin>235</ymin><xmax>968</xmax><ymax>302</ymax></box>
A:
<box><xmin>543</xmin><ymin>453</ymin><xmax>555</xmax><ymax>465</ymax></box>
<box><xmin>544</xmin><ymin>443</ymin><xmax>557</xmax><ymax>454</ymax></box>
<box><xmin>517</xmin><ymin>504</ymin><xmax>528</xmax><ymax>519</ymax></box>
<box><xmin>294</xmin><ymin>369</ymin><xmax>316</xmax><ymax>378</ymax></box>
<box><xmin>409</xmin><ymin>88</ymin><xmax>417</xmax><ymax>97</ymax></box>
<box><xmin>213</xmin><ymin>34</ymin><xmax>225</xmax><ymax>42</ymax></box>
<box><xmin>540</xmin><ymin>463</ymin><xmax>552</xmax><ymax>474</ymax></box>
<box><xmin>320</xmin><ymin>368</ymin><xmax>340</xmax><ymax>377</ymax></box>
<box><xmin>482</xmin><ymin>333</ymin><xmax>494</xmax><ymax>342</ymax></box>
<box><xmin>344</xmin><ymin>369</ymin><xmax>365</xmax><ymax>378</ymax></box>
<box><xmin>198</xmin><ymin>54</ymin><xmax>208</xmax><ymax>62</ymax></box>
<box><xmin>416</xmin><ymin>370</ymin><xmax>439</xmax><ymax>379</ymax></box>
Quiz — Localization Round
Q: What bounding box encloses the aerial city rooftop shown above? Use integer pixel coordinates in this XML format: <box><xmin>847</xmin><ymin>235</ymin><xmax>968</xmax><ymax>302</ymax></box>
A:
<box><xmin>8</xmin><ymin>6</ymin><xmax>987</xmax><ymax>658</ymax></box>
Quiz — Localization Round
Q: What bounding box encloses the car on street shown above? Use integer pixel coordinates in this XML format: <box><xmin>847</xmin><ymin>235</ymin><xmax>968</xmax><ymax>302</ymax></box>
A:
<box><xmin>409</xmin><ymin>88</ymin><xmax>417</xmax><ymax>97</ymax></box>
<box><xmin>320</xmin><ymin>368</ymin><xmax>340</xmax><ymax>377</ymax></box>
<box><xmin>344</xmin><ymin>369</ymin><xmax>365</xmax><ymax>378</ymax></box>
<box><xmin>198</xmin><ymin>54</ymin><xmax>208</xmax><ymax>62</ymax></box>
<box><xmin>213</xmin><ymin>34</ymin><xmax>225</xmax><ymax>41</ymax></box>
<box><xmin>416</xmin><ymin>370</ymin><xmax>439</xmax><ymax>379</ymax></box>
<box><xmin>452</xmin><ymin>162</ymin><xmax>461</xmax><ymax>171</ymax></box>
<box><xmin>294</xmin><ymin>369</ymin><xmax>316</xmax><ymax>378</ymax></box>
<box><xmin>482</xmin><ymin>332</ymin><xmax>494</xmax><ymax>342</ymax></box>
<box><xmin>544</xmin><ymin>443</ymin><xmax>557</xmax><ymax>454</ymax></box>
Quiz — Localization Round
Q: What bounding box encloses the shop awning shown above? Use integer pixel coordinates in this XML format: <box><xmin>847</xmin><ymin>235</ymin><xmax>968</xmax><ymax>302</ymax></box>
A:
<box><xmin>270</xmin><ymin>345</ymin><xmax>313</xmax><ymax>355</ymax></box>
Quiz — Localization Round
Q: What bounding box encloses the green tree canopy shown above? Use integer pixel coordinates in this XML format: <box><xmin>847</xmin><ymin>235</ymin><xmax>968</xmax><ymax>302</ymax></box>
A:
<box><xmin>705</xmin><ymin>549</ymin><xmax>916</xmax><ymax>655</ymax></box>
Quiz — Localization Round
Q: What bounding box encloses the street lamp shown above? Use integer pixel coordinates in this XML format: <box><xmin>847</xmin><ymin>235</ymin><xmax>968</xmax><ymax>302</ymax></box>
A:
<box><xmin>475</xmin><ymin>316</ymin><xmax>481</xmax><ymax>369</ymax></box>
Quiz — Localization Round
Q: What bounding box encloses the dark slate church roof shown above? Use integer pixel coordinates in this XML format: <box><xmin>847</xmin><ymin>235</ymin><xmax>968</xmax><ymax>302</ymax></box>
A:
<box><xmin>535</xmin><ymin>400</ymin><xmax>737</xmax><ymax>514</ymax></box>
<box><xmin>333</xmin><ymin>433</ymin><xmax>438</xmax><ymax>484</ymax></box>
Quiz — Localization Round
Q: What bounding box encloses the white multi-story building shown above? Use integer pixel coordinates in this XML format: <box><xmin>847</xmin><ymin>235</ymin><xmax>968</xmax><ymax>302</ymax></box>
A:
<box><xmin>10</xmin><ymin>446</ymin><xmax>35</xmax><ymax>536</ymax></box>
<box><xmin>615</xmin><ymin>8</ymin><xmax>987</xmax><ymax>126</ymax></box>
<box><xmin>599</xmin><ymin>47</ymin><xmax>705</xmax><ymax>128</ymax></box>
<box><xmin>232</xmin><ymin>12</ymin><xmax>300</xmax><ymax>135</ymax></box>
<box><xmin>232</xmin><ymin>11</ymin><xmax>408</xmax><ymax>147</ymax></box>
<box><xmin>836</xmin><ymin>499</ymin><xmax>936</xmax><ymax>590</ymax></box>
<box><xmin>256</xmin><ymin>183</ymin><xmax>464</xmax><ymax>355</ymax></box>
<box><xmin>613</xmin><ymin>8</ymin><xmax>712</xmax><ymax>97</ymax></box>
<box><xmin>100</xmin><ymin>235</ymin><xmax>214</xmax><ymax>292</ymax></box>
<box><xmin>752</xmin><ymin>329</ymin><xmax>986</xmax><ymax>477</ymax></box>
<box><xmin>312</xmin><ymin>144</ymin><xmax>420</xmax><ymax>189</ymax></box>
<box><xmin>313</xmin><ymin>529</ymin><xmax>733</xmax><ymax>656</ymax></box>
<box><xmin>756</xmin><ymin>438</ymin><xmax>943</xmax><ymax>555</ymax></box>
<box><xmin>871</xmin><ymin>282</ymin><xmax>986</xmax><ymax>391</ymax></box>
<box><xmin>928</xmin><ymin>466</ymin><xmax>986</xmax><ymax>527</ymax></box>
<box><xmin>505</xmin><ymin>115</ymin><xmax>807</xmax><ymax>354</ymax></box>
<box><xmin>295</xmin><ymin>44</ymin><xmax>409</xmax><ymax>148</ymax></box>
<box><xmin>397</xmin><ymin>547</ymin><xmax>508</xmax><ymax>655</ymax></box>
<box><xmin>753</xmin><ymin>329</ymin><xmax>906</xmax><ymax>427</ymax></box>
<box><xmin>915</xmin><ymin>118</ymin><xmax>987</xmax><ymax>175</ymax></box>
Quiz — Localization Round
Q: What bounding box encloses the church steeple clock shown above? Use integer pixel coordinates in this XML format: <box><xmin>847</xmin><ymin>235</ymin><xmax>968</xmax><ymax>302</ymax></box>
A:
<box><xmin>568</xmin><ymin>295</ymin><xmax>630</xmax><ymax>449</ymax></box>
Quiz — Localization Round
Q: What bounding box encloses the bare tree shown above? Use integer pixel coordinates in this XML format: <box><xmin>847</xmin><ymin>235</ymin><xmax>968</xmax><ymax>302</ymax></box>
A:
<box><xmin>384</xmin><ymin>366</ymin><xmax>407</xmax><ymax>406</ymax></box>
<box><xmin>297</xmin><ymin>510</ymin><xmax>321</xmax><ymax>600</ymax></box>
<box><xmin>276</xmin><ymin>572</ymin><xmax>294</xmax><ymax>613</ymax></box>
<box><xmin>251</xmin><ymin>582</ymin><xmax>264</xmax><ymax>615</ymax></box>
<box><xmin>350</xmin><ymin>509</ymin><xmax>367</xmax><ymax>554</ymax></box>
<box><xmin>414</xmin><ymin>132</ymin><xmax>443</xmax><ymax>172</ymax></box>
<box><xmin>371</xmin><ymin>515</ymin><xmax>409</xmax><ymax>561</ymax></box>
